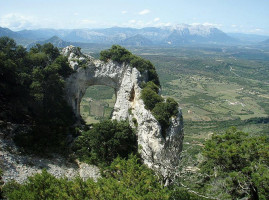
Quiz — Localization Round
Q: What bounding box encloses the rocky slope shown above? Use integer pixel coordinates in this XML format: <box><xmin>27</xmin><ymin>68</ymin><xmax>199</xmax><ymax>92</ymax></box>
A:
<box><xmin>0</xmin><ymin>122</ymin><xmax>100</xmax><ymax>184</ymax></box>
<box><xmin>63</xmin><ymin>46</ymin><xmax>184</xmax><ymax>182</ymax></box>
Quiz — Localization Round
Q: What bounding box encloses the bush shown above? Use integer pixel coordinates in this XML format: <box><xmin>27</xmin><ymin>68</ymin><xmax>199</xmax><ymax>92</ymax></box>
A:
<box><xmin>141</xmin><ymin>87</ymin><xmax>164</xmax><ymax>110</ymax></box>
<box><xmin>200</xmin><ymin>127</ymin><xmax>269</xmax><ymax>200</ymax></box>
<box><xmin>0</xmin><ymin>169</ymin><xmax>3</xmax><ymax>199</ymax></box>
<box><xmin>3</xmin><ymin>156</ymin><xmax>170</xmax><ymax>200</ymax></box>
<box><xmin>100</xmin><ymin>45</ymin><xmax>160</xmax><ymax>86</ymax></box>
<box><xmin>73</xmin><ymin>120</ymin><xmax>137</xmax><ymax>166</ymax></box>
<box><xmin>141</xmin><ymin>82</ymin><xmax>178</xmax><ymax>137</ymax></box>
<box><xmin>100</xmin><ymin>45</ymin><xmax>132</xmax><ymax>63</ymax></box>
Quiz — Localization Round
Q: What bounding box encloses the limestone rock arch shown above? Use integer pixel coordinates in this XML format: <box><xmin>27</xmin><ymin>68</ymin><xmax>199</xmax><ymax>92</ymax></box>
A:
<box><xmin>62</xmin><ymin>46</ymin><xmax>184</xmax><ymax>182</ymax></box>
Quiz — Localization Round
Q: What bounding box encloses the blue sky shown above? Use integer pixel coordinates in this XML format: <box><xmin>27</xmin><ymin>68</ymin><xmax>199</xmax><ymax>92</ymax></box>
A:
<box><xmin>0</xmin><ymin>0</ymin><xmax>268</xmax><ymax>35</ymax></box>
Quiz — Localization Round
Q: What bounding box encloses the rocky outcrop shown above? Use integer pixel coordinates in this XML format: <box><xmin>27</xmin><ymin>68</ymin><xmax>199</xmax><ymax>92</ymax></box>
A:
<box><xmin>63</xmin><ymin>46</ymin><xmax>184</xmax><ymax>181</ymax></box>
<box><xmin>0</xmin><ymin>123</ymin><xmax>100</xmax><ymax>184</ymax></box>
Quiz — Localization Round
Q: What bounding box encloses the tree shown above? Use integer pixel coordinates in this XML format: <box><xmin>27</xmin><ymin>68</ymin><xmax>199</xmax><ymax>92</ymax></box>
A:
<box><xmin>0</xmin><ymin>37</ymin><xmax>30</xmax><ymax>122</ymax></box>
<box><xmin>73</xmin><ymin>120</ymin><xmax>137</xmax><ymax>166</ymax></box>
<box><xmin>0</xmin><ymin>37</ymin><xmax>75</xmax><ymax>153</ymax></box>
<box><xmin>200</xmin><ymin>127</ymin><xmax>269</xmax><ymax>200</ymax></box>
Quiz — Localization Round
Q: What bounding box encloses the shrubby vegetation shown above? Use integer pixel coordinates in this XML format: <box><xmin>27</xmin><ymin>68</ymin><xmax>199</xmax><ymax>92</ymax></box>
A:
<box><xmin>2</xmin><ymin>155</ymin><xmax>212</xmax><ymax>200</ymax></box>
<box><xmin>100</xmin><ymin>45</ymin><xmax>160</xmax><ymax>86</ymax></box>
<box><xmin>0</xmin><ymin>37</ymin><xmax>75</xmax><ymax>153</ymax></box>
<box><xmin>3</xmin><ymin>155</ymin><xmax>171</xmax><ymax>200</ymax></box>
<box><xmin>141</xmin><ymin>81</ymin><xmax>179</xmax><ymax>137</ymax></box>
<box><xmin>0</xmin><ymin>169</ymin><xmax>3</xmax><ymax>199</ymax></box>
<box><xmin>73</xmin><ymin>120</ymin><xmax>137</xmax><ymax>166</ymax></box>
<box><xmin>198</xmin><ymin>127</ymin><xmax>269</xmax><ymax>200</ymax></box>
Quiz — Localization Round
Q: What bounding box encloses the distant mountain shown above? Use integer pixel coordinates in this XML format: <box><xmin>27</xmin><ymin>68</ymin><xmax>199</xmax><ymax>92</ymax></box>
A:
<box><xmin>1</xmin><ymin>24</ymin><xmax>238</xmax><ymax>46</ymax></box>
<box><xmin>17</xmin><ymin>29</ymin><xmax>69</xmax><ymax>40</ymax></box>
<box><xmin>0</xmin><ymin>27</ymin><xmax>20</xmax><ymax>38</ymax></box>
<box><xmin>227</xmin><ymin>33</ymin><xmax>269</xmax><ymax>43</ymax></box>
<box><xmin>0</xmin><ymin>27</ymin><xmax>35</xmax><ymax>45</ymax></box>
<box><xmin>261</xmin><ymin>38</ymin><xmax>269</xmax><ymax>44</ymax></box>
<box><xmin>163</xmin><ymin>25</ymin><xmax>236</xmax><ymax>45</ymax></box>
<box><xmin>27</xmin><ymin>36</ymin><xmax>71</xmax><ymax>49</ymax></box>
<box><xmin>120</xmin><ymin>34</ymin><xmax>153</xmax><ymax>46</ymax></box>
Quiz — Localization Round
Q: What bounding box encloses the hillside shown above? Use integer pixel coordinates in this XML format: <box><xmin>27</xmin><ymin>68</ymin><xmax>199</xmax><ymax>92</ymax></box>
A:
<box><xmin>27</xmin><ymin>36</ymin><xmax>71</xmax><ymax>48</ymax></box>
<box><xmin>120</xmin><ymin>34</ymin><xmax>153</xmax><ymax>46</ymax></box>
<box><xmin>261</xmin><ymin>38</ymin><xmax>269</xmax><ymax>44</ymax></box>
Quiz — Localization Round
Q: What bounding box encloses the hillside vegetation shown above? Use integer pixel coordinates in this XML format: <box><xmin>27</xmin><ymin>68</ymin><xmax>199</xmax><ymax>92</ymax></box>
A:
<box><xmin>0</xmin><ymin>37</ymin><xmax>75</xmax><ymax>153</ymax></box>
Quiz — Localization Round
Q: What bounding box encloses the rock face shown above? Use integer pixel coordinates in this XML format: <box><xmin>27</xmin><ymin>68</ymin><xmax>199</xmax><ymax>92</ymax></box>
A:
<box><xmin>0</xmin><ymin>123</ymin><xmax>100</xmax><ymax>184</ymax></box>
<box><xmin>63</xmin><ymin>46</ymin><xmax>184</xmax><ymax>181</ymax></box>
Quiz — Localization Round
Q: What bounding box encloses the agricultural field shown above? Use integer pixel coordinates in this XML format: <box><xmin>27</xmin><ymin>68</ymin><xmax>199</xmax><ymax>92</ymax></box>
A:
<box><xmin>81</xmin><ymin>45</ymin><xmax>269</xmax><ymax>140</ymax></box>
<box><xmin>80</xmin><ymin>85</ymin><xmax>116</xmax><ymax>124</ymax></box>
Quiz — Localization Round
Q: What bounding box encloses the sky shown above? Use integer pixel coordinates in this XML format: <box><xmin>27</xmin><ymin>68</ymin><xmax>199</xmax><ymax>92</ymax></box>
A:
<box><xmin>0</xmin><ymin>0</ymin><xmax>268</xmax><ymax>35</ymax></box>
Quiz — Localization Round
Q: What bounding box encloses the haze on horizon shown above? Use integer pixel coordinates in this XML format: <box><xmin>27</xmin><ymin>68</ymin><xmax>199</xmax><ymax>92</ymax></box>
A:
<box><xmin>0</xmin><ymin>0</ymin><xmax>268</xmax><ymax>35</ymax></box>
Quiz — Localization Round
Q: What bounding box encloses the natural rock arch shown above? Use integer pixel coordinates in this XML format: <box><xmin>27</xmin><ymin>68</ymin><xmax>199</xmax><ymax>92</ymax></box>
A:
<box><xmin>62</xmin><ymin>46</ymin><xmax>184</xmax><ymax>182</ymax></box>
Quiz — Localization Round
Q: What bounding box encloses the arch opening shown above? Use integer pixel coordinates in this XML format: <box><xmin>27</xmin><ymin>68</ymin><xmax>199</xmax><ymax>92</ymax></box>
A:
<box><xmin>80</xmin><ymin>85</ymin><xmax>116</xmax><ymax>124</ymax></box>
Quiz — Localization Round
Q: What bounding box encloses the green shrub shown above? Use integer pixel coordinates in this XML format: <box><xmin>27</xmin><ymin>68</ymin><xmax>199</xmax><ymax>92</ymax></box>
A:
<box><xmin>100</xmin><ymin>45</ymin><xmax>132</xmax><ymax>63</ymax></box>
<box><xmin>73</xmin><ymin>120</ymin><xmax>137</xmax><ymax>166</ymax></box>
<box><xmin>100</xmin><ymin>45</ymin><xmax>160</xmax><ymax>86</ymax></box>
<box><xmin>132</xmin><ymin>117</ymin><xmax>138</xmax><ymax>127</ymax></box>
<box><xmin>140</xmin><ymin>82</ymin><xmax>178</xmax><ymax>137</ymax></box>
<box><xmin>200</xmin><ymin>127</ymin><xmax>269</xmax><ymax>200</ymax></box>
<box><xmin>0</xmin><ymin>169</ymin><xmax>3</xmax><ymax>199</ymax></box>
<box><xmin>3</xmin><ymin>156</ymin><xmax>170</xmax><ymax>200</ymax></box>
<box><xmin>141</xmin><ymin>87</ymin><xmax>164</xmax><ymax>110</ymax></box>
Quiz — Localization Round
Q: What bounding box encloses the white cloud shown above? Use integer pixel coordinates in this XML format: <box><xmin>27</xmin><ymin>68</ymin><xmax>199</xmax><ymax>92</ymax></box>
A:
<box><xmin>73</xmin><ymin>12</ymin><xmax>79</xmax><ymax>16</ymax></box>
<box><xmin>139</xmin><ymin>9</ymin><xmax>150</xmax><ymax>15</ymax></box>
<box><xmin>0</xmin><ymin>13</ymin><xmax>37</xmax><ymax>30</ymax></box>
<box><xmin>154</xmin><ymin>17</ymin><xmax>160</xmax><ymax>22</ymax></box>
<box><xmin>80</xmin><ymin>19</ymin><xmax>96</xmax><ymax>24</ymax></box>
<box><xmin>203</xmin><ymin>22</ymin><xmax>223</xmax><ymax>28</ymax></box>
<box><xmin>78</xmin><ymin>19</ymin><xmax>97</xmax><ymax>27</ymax></box>
<box><xmin>129</xmin><ymin>19</ymin><xmax>136</xmax><ymax>24</ymax></box>
<box><xmin>122</xmin><ymin>18</ymin><xmax>171</xmax><ymax>28</ymax></box>
<box><xmin>155</xmin><ymin>22</ymin><xmax>172</xmax><ymax>27</ymax></box>
<box><xmin>249</xmin><ymin>28</ymin><xmax>263</xmax><ymax>33</ymax></box>
<box><xmin>121</xmin><ymin>11</ymin><xmax>127</xmax><ymax>14</ymax></box>
<box><xmin>190</xmin><ymin>22</ymin><xmax>223</xmax><ymax>28</ymax></box>
<box><xmin>231</xmin><ymin>24</ymin><xmax>237</xmax><ymax>28</ymax></box>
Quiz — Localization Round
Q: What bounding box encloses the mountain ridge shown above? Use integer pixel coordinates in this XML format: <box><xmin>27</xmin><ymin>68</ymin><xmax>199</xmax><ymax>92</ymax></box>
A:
<box><xmin>1</xmin><ymin>25</ymin><xmax>237</xmax><ymax>46</ymax></box>
<box><xmin>3</xmin><ymin>25</ymin><xmax>269</xmax><ymax>46</ymax></box>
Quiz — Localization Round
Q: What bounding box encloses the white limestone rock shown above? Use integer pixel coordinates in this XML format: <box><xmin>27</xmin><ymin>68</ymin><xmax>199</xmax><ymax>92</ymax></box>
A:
<box><xmin>62</xmin><ymin>46</ymin><xmax>184</xmax><ymax>181</ymax></box>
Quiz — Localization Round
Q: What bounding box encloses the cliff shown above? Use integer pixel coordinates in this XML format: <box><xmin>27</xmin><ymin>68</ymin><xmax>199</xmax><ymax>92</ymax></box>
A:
<box><xmin>63</xmin><ymin>46</ymin><xmax>184</xmax><ymax>182</ymax></box>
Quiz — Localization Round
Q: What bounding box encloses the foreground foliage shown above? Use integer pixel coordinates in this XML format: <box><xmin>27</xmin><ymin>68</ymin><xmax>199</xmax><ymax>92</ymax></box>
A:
<box><xmin>200</xmin><ymin>127</ymin><xmax>269</xmax><ymax>199</ymax></box>
<box><xmin>3</xmin><ymin>155</ymin><xmax>171</xmax><ymax>200</ymax></box>
<box><xmin>0</xmin><ymin>169</ymin><xmax>3</xmax><ymax>199</ymax></box>
<box><xmin>73</xmin><ymin>120</ymin><xmax>137</xmax><ymax>166</ymax></box>
<box><xmin>0</xmin><ymin>37</ymin><xmax>75</xmax><ymax>153</ymax></box>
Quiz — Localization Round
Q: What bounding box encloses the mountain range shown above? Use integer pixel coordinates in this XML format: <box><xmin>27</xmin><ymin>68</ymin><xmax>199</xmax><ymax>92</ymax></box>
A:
<box><xmin>1</xmin><ymin>25</ymin><xmax>269</xmax><ymax>47</ymax></box>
